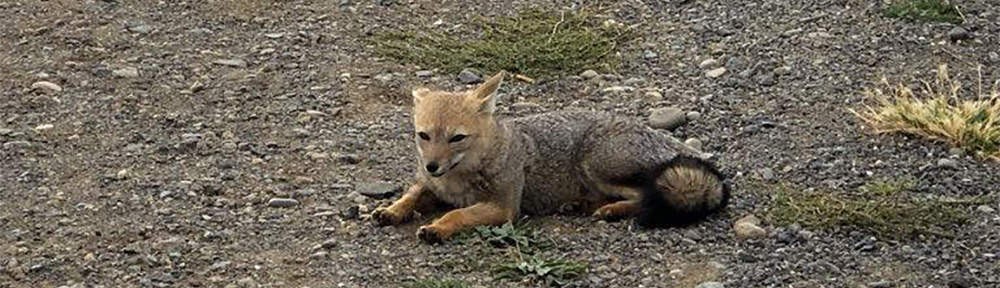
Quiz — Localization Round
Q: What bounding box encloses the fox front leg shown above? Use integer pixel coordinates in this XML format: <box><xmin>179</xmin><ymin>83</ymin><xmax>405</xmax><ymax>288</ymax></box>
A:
<box><xmin>372</xmin><ymin>182</ymin><xmax>434</xmax><ymax>226</ymax></box>
<box><xmin>417</xmin><ymin>202</ymin><xmax>514</xmax><ymax>244</ymax></box>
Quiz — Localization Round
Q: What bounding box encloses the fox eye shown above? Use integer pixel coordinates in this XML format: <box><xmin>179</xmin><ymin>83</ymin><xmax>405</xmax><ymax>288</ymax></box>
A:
<box><xmin>417</xmin><ymin>132</ymin><xmax>430</xmax><ymax>141</ymax></box>
<box><xmin>448</xmin><ymin>134</ymin><xmax>467</xmax><ymax>143</ymax></box>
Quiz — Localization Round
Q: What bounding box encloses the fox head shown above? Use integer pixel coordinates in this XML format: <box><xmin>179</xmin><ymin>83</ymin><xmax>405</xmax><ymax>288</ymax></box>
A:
<box><xmin>411</xmin><ymin>72</ymin><xmax>504</xmax><ymax>177</ymax></box>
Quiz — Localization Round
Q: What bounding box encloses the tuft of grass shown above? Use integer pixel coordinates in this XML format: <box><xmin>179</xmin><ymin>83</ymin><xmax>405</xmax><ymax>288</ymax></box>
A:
<box><xmin>495</xmin><ymin>256</ymin><xmax>588</xmax><ymax>287</ymax></box>
<box><xmin>765</xmin><ymin>180</ymin><xmax>978</xmax><ymax>239</ymax></box>
<box><xmin>473</xmin><ymin>222</ymin><xmax>550</xmax><ymax>252</ymax></box>
<box><xmin>404</xmin><ymin>278</ymin><xmax>470</xmax><ymax>288</ymax></box>
<box><xmin>370</xmin><ymin>9</ymin><xmax>633</xmax><ymax>78</ymax></box>
<box><xmin>884</xmin><ymin>0</ymin><xmax>963</xmax><ymax>23</ymax></box>
<box><xmin>852</xmin><ymin>64</ymin><xmax>1000</xmax><ymax>160</ymax></box>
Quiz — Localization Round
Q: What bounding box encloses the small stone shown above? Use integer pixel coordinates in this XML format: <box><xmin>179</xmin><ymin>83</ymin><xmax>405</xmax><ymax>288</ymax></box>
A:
<box><xmin>0</xmin><ymin>128</ymin><xmax>13</xmax><ymax>136</ymax></box>
<box><xmin>267</xmin><ymin>198</ymin><xmax>299</xmax><ymax>208</ymax></box>
<box><xmin>685</xmin><ymin>111</ymin><xmax>702</xmax><ymax>121</ymax></box>
<box><xmin>695</xmin><ymin>281</ymin><xmax>724</xmax><ymax>288</ymax></box>
<box><xmin>292</xmin><ymin>176</ymin><xmax>315</xmax><ymax>186</ymax></box>
<box><xmin>357</xmin><ymin>182</ymin><xmax>400</xmax><ymax>200</ymax></box>
<box><xmin>755</xmin><ymin>72</ymin><xmax>777</xmax><ymax>86</ymax></box>
<box><xmin>648</xmin><ymin>107</ymin><xmax>687</xmax><ymax>130</ymax></box>
<box><xmin>212</xmin><ymin>59</ymin><xmax>247</xmax><ymax>67</ymax></box>
<box><xmin>759</xmin><ymin>167</ymin><xmax>775</xmax><ymax>181</ymax></box>
<box><xmin>127</xmin><ymin>22</ymin><xmax>152</xmax><ymax>34</ymax></box>
<box><xmin>948</xmin><ymin>147</ymin><xmax>965</xmax><ymax>157</ymax></box>
<box><xmin>580</xmin><ymin>70</ymin><xmax>599</xmax><ymax>79</ymax></box>
<box><xmin>600</xmin><ymin>86</ymin><xmax>635</xmax><ymax>94</ymax></box>
<box><xmin>705</xmin><ymin>67</ymin><xmax>727</xmax><ymax>78</ymax></box>
<box><xmin>309</xmin><ymin>251</ymin><xmax>328</xmax><ymax>259</ymax></box>
<box><xmin>457</xmin><ymin>68</ymin><xmax>482</xmax><ymax>84</ymax></box>
<box><xmin>112</xmin><ymin>67</ymin><xmax>140</xmax><ymax>78</ymax></box>
<box><xmin>31</xmin><ymin>81</ymin><xmax>62</xmax><ymax>92</ymax></box>
<box><xmin>33</xmin><ymin>124</ymin><xmax>54</xmax><ymax>131</ymax></box>
<box><xmin>340</xmin><ymin>206</ymin><xmax>360</xmax><ymax>220</ymax></box>
<box><xmin>684</xmin><ymin>138</ymin><xmax>703</xmax><ymax>151</ymax></box>
<box><xmin>3</xmin><ymin>140</ymin><xmax>32</xmax><ymax>149</ymax></box>
<box><xmin>334</xmin><ymin>153</ymin><xmax>361</xmax><ymax>164</ymax></box>
<box><xmin>698</xmin><ymin>58</ymin><xmax>719</xmax><ymax>69</ymax></box>
<box><xmin>948</xmin><ymin>26</ymin><xmax>971</xmax><ymax>42</ymax></box>
<box><xmin>644</xmin><ymin>91</ymin><xmax>663</xmax><ymax>99</ymax></box>
<box><xmin>374</xmin><ymin>73</ymin><xmax>393</xmax><ymax>82</ymax></box>
<box><xmin>937</xmin><ymin>158</ymin><xmax>959</xmax><ymax>170</ymax></box>
<box><xmin>415</xmin><ymin>70</ymin><xmax>433</xmax><ymax>78</ymax></box>
<box><xmin>292</xmin><ymin>128</ymin><xmax>311</xmax><ymax>138</ymax></box>
<box><xmin>977</xmin><ymin>205</ymin><xmax>995</xmax><ymax>213</ymax></box>
<box><xmin>867</xmin><ymin>281</ymin><xmax>892</xmax><ymax>288</ymax></box>
<box><xmin>989</xmin><ymin>52</ymin><xmax>1000</xmax><ymax>64</ymax></box>
<box><xmin>774</xmin><ymin>66</ymin><xmax>792</xmax><ymax>76</ymax></box>
<box><xmin>643</xmin><ymin>50</ymin><xmax>658</xmax><ymax>59</ymax></box>
<box><xmin>734</xmin><ymin>214</ymin><xmax>766</xmax><ymax>239</ymax></box>
<box><xmin>320</xmin><ymin>239</ymin><xmax>338</xmax><ymax>249</ymax></box>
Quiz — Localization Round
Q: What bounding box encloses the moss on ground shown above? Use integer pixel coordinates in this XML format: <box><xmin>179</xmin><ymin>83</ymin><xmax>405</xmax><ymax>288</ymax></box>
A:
<box><xmin>884</xmin><ymin>0</ymin><xmax>963</xmax><ymax>23</ymax></box>
<box><xmin>370</xmin><ymin>9</ymin><xmax>633</xmax><ymax>78</ymax></box>
<box><xmin>763</xmin><ymin>179</ymin><xmax>984</xmax><ymax>239</ymax></box>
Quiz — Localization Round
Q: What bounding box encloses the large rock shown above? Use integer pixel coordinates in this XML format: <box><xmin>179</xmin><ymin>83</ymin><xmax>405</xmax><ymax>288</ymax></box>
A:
<box><xmin>357</xmin><ymin>181</ymin><xmax>401</xmax><ymax>199</ymax></box>
<box><xmin>734</xmin><ymin>214</ymin><xmax>767</xmax><ymax>239</ymax></box>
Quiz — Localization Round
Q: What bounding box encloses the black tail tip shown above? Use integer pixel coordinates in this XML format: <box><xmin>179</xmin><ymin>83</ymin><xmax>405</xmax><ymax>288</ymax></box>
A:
<box><xmin>634</xmin><ymin>157</ymin><xmax>731</xmax><ymax>229</ymax></box>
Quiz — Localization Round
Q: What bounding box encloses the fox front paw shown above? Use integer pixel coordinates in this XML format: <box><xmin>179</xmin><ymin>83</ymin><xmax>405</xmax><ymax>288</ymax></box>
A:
<box><xmin>416</xmin><ymin>225</ymin><xmax>448</xmax><ymax>244</ymax></box>
<box><xmin>372</xmin><ymin>207</ymin><xmax>409</xmax><ymax>226</ymax></box>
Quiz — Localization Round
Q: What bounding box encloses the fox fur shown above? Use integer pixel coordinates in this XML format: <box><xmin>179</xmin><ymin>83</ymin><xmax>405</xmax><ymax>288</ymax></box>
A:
<box><xmin>372</xmin><ymin>72</ymin><xmax>730</xmax><ymax>243</ymax></box>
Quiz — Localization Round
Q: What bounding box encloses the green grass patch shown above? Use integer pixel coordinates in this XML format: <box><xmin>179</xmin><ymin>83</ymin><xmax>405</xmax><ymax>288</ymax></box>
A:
<box><xmin>404</xmin><ymin>278</ymin><xmax>470</xmax><ymax>288</ymax></box>
<box><xmin>852</xmin><ymin>65</ymin><xmax>1000</xmax><ymax>160</ymax></box>
<box><xmin>764</xmin><ymin>179</ymin><xmax>984</xmax><ymax>239</ymax></box>
<box><xmin>495</xmin><ymin>256</ymin><xmax>588</xmax><ymax>287</ymax></box>
<box><xmin>884</xmin><ymin>0</ymin><xmax>963</xmax><ymax>23</ymax></box>
<box><xmin>370</xmin><ymin>8</ymin><xmax>633</xmax><ymax>78</ymax></box>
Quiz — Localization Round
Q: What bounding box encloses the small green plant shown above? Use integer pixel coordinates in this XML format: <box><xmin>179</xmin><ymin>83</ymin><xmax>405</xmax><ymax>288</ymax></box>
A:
<box><xmin>853</xmin><ymin>65</ymin><xmax>1000</xmax><ymax>160</ymax></box>
<box><xmin>764</xmin><ymin>179</ymin><xmax>982</xmax><ymax>239</ymax></box>
<box><xmin>884</xmin><ymin>0</ymin><xmax>963</xmax><ymax>23</ymax></box>
<box><xmin>474</xmin><ymin>222</ymin><xmax>549</xmax><ymax>252</ymax></box>
<box><xmin>404</xmin><ymin>278</ymin><xmax>470</xmax><ymax>288</ymax></box>
<box><xmin>370</xmin><ymin>8</ymin><xmax>633</xmax><ymax>78</ymax></box>
<box><xmin>495</xmin><ymin>256</ymin><xmax>588</xmax><ymax>287</ymax></box>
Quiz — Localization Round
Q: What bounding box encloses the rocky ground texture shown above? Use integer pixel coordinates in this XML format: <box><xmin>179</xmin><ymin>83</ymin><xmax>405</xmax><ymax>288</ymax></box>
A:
<box><xmin>2</xmin><ymin>0</ymin><xmax>999</xmax><ymax>287</ymax></box>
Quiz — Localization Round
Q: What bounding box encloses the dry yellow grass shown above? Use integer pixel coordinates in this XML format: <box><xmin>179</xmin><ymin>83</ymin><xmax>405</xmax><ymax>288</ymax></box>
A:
<box><xmin>853</xmin><ymin>64</ymin><xmax>1000</xmax><ymax>160</ymax></box>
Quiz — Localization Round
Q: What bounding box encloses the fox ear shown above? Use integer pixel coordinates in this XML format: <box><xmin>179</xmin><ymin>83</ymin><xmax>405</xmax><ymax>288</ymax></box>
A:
<box><xmin>472</xmin><ymin>71</ymin><xmax>505</xmax><ymax>113</ymax></box>
<box><xmin>412</xmin><ymin>87</ymin><xmax>430</xmax><ymax>105</ymax></box>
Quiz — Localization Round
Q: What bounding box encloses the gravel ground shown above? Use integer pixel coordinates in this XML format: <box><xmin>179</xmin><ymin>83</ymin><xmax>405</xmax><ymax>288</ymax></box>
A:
<box><xmin>2</xmin><ymin>0</ymin><xmax>999</xmax><ymax>287</ymax></box>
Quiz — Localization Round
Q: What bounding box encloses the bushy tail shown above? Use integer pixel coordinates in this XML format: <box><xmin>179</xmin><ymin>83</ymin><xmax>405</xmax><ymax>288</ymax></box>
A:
<box><xmin>636</xmin><ymin>156</ymin><xmax>730</xmax><ymax>228</ymax></box>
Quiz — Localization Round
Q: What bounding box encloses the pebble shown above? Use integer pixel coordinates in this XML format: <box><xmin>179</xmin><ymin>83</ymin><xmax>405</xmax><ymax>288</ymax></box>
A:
<box><xmin>267</xmin><ymin>198</ymin><xmax>299</xmax><ymax>208</ymax></box>
<box><xmin>3</xmin><ymin>140</ymin><xmax>32</xmax><ymax>149</ymax></box>
<box><xmin>978</xmin><ymin>205</ymin><xmax>995</xmax><ymax>213</ymax></box>
<box><xmin>755</xmin><ymin>72</ymin><xmax>777</xmax><ymax>86</ymax></box>
<box><xmin>320</xmin><ymin>239</ymin><xmax>338</xmax><ymax>249</ymax></box>
<box><xmin>948</xmin><ymin>147</ymin><xmax>965</xmax><ymax>157</ymax></box>
<box><xmin>685</xmin><ymin>111</ymin><xmax>702</xmax><ymax>121</ymax></box>
<box><xmin>580</xmin><ymin>69</ymin><xmax>599</xmax><ymax>79</ymax></box>
<box><xmin>867</xmin><ymin>280</ymin><xmax>892</xmax><ymax>288</ymax></box>
<box><xmin>415</xmin><ymin>70</ymin><xmax>433</xmax><ymax>78</ymax></box>
<box><xmin>698</xmin><ymin>58</ymin><xmax>719</xmax><ymax>69</ymax></box>
<box><xmin>113</xmin><ymin>67</ymin><xmax>140</xmax><ymax>78</ymax></box>
<box><xmin>936</xmin><ymin>158</ymin><xmax>959</xmax><ymax>170</ymax></box>
<box><xmin>648</xmin><ymin>107</ymin><xmax>687</xmax><ymax>130</ymax></box>
<box><xmin>758</xmin><ymin>167</ymin><xmax>776</xmax><ymax>181</ymax></box>
<box><xmin>948</xmin><ymin>26</ymin><xmax>971</xmax><ymax>41</ymax></box>
<box><xmin>31</xmin><ymin>81</ymin><xmax>62</xmax><ymax>92</ymax></box>
<box><xmin>0</xmin><ymin>128</ymin><xmax>13</xmax><ymax>136</ymax></box>
<box><xmin>734</xmin><ymin>214</ymin><xmax>766</xmax><ymax>239</ymax></box>
<box><xmin>600</xmin><ymin>86</ymin><xmax>635</xmax><ymax>94</ymax></box>
<box><xmin>705</xmin><ymin>67</ymin><xmax>727</xmax><ymax>78</ymax></box>
<box><xmin>457</xmin><ymin>68</ymin><xmax>482</xmax><ymax>84</ymax></box>
<box><xmin>33</xmin><ymin>124</ymin><xmax>54</xmax><ymax>131</ymax></box>
<box><xmin>213</xmin><ymin>59</ymin><xmax>247</xmax><ymax>67</ymax></box>
<box><xmin>340</xmin><ymin>206</ymin><xmax>360</xmax><ymax>220</ymax></box>
<box><xmin>695</xmin><ymin>281</ymin><xmax>724</xmax><ymax>288</ymax></box>
<box><xmin>357</xmin><ymin>182</ymin><xmax>400</xmax><ymax>200</ymax></box>
<box><xmin>643</xmin><ymin>50</ymin><xmax>658</xmax><ymax>59</ymax></box>
<box><xmin>644</xmin><ymin>91</ymin><xmax>663</xmax><ymax>99</ymax></box>
<box><xmin>684</xmin><ymin>138</ymin><xmax>703</xmax><ymax>151</ymax></box>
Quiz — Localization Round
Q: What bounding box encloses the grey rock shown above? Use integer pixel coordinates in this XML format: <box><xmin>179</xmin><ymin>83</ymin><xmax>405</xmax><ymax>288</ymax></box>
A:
<box><xmin>989</xmin><ymin>52</ymin><xmax>1000</xmax><ymax>64</ymax></box>
<box><xmin>948</xmin><ymin>147</ymin><xmax>965</xmax><ymax>157</ymax></box>
<box><xmin>755</xmin><ymin>72</ymin><xmax>777</xmax><ymax>86</ymax></box>
<box><xmin>374</xmin><ymin>73</ymin><xmax>393</xmax><ymax>82</ymax></box>
<box><xmin>113</xmin><ymin>67</ymin><xmax>140</xmax><ymax>78</ymax></box>
<box><xmin>684</xmin><ymin>138</ymin><xmax>703</xmax><ymax>151</ymax></box>
<box><xmin>759</xmin><ymin>167</ymin><xmax>775</xmax><ymax>181</ymax></box>
<box><xmin>648</xmin><ymin>107</ymin><xmax>687</xmax><ymax>130</ymax></box>
<box><xmin>457</xmin><ymin>68</ymin><xmax>482</xmax><ymax>84</ymax></box>
<box><xmin>127</xmin><ymin>21</ymin><xmax>152</xmax><ymax>34</ymax></box>
<box><xmin>31</xmin><ymin>81</ymin><xmax>62</xmax><ymax>92</ymax></box>
<box><xmin>698</xmin><ymin>58</ymin><xmax>719</xmax><ymax>69</ymax></box>
<box><xmin>937</xmin><ymin>158</ymin><xmax>959</xmax><ymax>170</ymax></box>
<box><xmin>948</xmin><ymin>26</ymin><xmax>971</xmax><ymax>41</ymax></box>
<box><xmin>212</xmin><ymin>59</ymin><xmax>247</xmax><ymax>67</ymax></box>
<box><xmin>340</xmin><ymin>205</ymin><xmax>360</xmax><ymax>220</ymax></box>
<box><xmin>267</xmin><ymin>198</ymin><xmax>299</xmax><ymax>208</ymax></box>
<box><xmin>734</xmin><ymin>215</ymin><xmax>766</xmax><ymax>239</ymax></box>
<box><xmin>580</xmin><ymin>70</ymin><xmax>599</xmax><ymax>79</ymax></box>
<box><xmin>415</xmin><ymin>70</ymin><xmax>433</xmax><ymax>78</ymax></box>
<box><xmin>867</xmin><ymin>281</ymin><xmax>892</xmax><ymax>288</ymax></box>
<box><xmin>3</xmin><ymin>140</ymin><xmax>32</xmax><ymax>149</ymax></box>
<box><xmin>977</xmin><ymin>205</ymin><xmax>995</xmax><ymax>213</ymax></box>
<box><xmin>696</xmin><ymin>281</ymin><xmax>724</xmax><ymax>288</ymax></box>
<box><xmin>705</xmin><ymin>67</ymin><xmax>727</xmax><ymax>78</ymax></box>
<box><xmin>357</xmin><ymin>182</ymin><xmax>400</xmax><ymax>199</ymax></box>
<box><xmin>685</xmin><ymin>111</ymin><xmax>702</xmax><ymax>121</ymax></box>
<box><xmin>0</xmin><ymin>128</ymin><xmax>13</xmax><ymax>136</ymax></box>
<box><xmin>643</xmin><ymin>50</ymin><xmax>658</xmax><ymax>59</ymax></box>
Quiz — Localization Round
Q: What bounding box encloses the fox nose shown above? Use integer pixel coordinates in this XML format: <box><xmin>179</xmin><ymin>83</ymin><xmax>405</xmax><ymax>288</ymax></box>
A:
<box><xmin>425</xmin><ymin>162</ymin><xmax>440</xmax><ymax>174</ymax></box>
